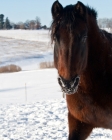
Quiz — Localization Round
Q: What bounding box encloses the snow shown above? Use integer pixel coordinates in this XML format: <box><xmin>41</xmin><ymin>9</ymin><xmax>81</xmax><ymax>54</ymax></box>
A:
<box><xmin>0</xmin><ymin>30</ymin><xmax>53</xmax><ymax>70</ymax></box>
<box><xmin>0</xmin><ymin>69</ymin><xmax>61</xmax><ymax>104</ymax></box>
<box><xmin>0</xmin><ymin>29</ymin><xmax>50</xmax><ymax>42</ymax></box>
<box><xmin>0</xmin><ymin>100</ymin><xmax>68</xmax><ymax>140</ymax></box>
<box><xmin>0</xmin><ymin>30</ymin><xmax>112</xmax><ymax>140</ymax></box>
<box><xmin>103</xmin><ymin>28</ymin><xmax>111</xmax><ymax>33</ymax></box>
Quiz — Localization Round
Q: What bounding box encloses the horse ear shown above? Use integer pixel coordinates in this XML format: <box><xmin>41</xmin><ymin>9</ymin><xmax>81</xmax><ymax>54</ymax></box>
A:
<box><xmin>51</xmin><ymin>0</ymin><xmax>63</xmax><ymax>19</ymax></box>
<box><xmin>75</xmin><ymin>1</ymin><xmax>86</xmax><ymax>17</ymax></box>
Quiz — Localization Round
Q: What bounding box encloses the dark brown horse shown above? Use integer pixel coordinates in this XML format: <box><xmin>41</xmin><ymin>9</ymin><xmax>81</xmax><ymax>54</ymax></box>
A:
<box><xmin>51</xmin><ymin>1</ymin><xmax>112</xmax><ymax>140</ymax></box>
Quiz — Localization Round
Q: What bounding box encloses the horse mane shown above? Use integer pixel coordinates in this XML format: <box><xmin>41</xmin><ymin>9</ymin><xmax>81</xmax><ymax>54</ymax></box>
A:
<box><xmin>51</xmin><ymin>4</ymin><xmax>97</xmax><ymax>42</ymax></box>
<box><xmin>100</xmin><ymin>29</ymin><xmax>112</xmax><ymax>44</ymax></box>
<box><xmin>86</xmin><ymin>5</ymin><xmax>97</xmax><ymax>19</ymax></box>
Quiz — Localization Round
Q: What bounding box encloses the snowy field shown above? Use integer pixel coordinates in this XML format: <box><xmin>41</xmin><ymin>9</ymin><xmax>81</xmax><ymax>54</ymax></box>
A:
<box><xmin>0</xmin><ymin>30</ymin><xmax>53</xmax><ymax>70</ymax></box>
<box><xmin>0</xmin><ymin>30</ymin><xmax>112</xmax><ymax>140</ymax></box>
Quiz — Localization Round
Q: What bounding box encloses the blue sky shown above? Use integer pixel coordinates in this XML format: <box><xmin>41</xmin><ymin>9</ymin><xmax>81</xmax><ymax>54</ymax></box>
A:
<box><xmin>0</xmin><ymin>0</ymin><xmax>112</xmax><ymax>27</ymax></box>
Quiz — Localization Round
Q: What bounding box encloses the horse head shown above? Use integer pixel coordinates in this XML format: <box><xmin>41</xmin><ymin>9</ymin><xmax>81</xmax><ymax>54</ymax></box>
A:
<box><xmin>51</xmin><ymin>1</ymin><xmax>88</xmax><ymax>94</ymax></box>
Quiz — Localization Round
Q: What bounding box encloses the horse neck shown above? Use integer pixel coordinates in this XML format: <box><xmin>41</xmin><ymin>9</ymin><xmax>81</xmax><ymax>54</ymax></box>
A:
<box><xmin>87</xmin><ymin>16</ymin><xmax>109</xmax><ymax>68</ymax></box>
<box><xmin>81</xmin><ymin>16</ymin><xmax>111</xmax><ymax>92</ymax></box>
<box><xmin>87</xmin><ymin>16</ymin><xmax>100</xmax><ymax>46</ymax></box>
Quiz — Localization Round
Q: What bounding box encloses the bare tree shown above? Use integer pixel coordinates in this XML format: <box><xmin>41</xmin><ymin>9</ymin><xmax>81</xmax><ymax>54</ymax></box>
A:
<box><xmin>12</xmin><ymin>16</ymin><xmax>41</xmax><ymax>30</ymax></box>
<box><xmin>98</xmin><ymin>18</ymin><xmax>112</xmax><ymax>29</ymax></box>
<box><xmin>29</xmin><ymin>20</ymin><xmax>35</xmax><ymax>30</ymax></box>
<box><xmin>24</xmin><ymin>20</ymin><xmax>30</xmax><ymax>29</ymax></box>
<box><xmin>35</xmin><ymin>16</ymin><xmax>41</xmax><ymax>29</ymax></box>
<box><xmin>17</xmin><ymin>22</ymin><xmax>25</xmax><ymax>29</ymax></box>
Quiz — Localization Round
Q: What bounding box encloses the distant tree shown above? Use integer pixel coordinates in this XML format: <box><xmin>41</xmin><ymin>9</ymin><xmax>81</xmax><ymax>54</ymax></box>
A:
<box><xmin>24</xmin><ymin>20</ymin><xmax>30</xmax><ymax>29</ymax></box>
<box><xmin>10</xmin><ymin>22</ymin><xmax>15</xmax><ymax>29</ymax></box>
<box><xmin>25</xmin><ymin>17</ymin><xmax>41</xmax><ymax>30</ymax></box>
<box><xmin>4</xmin><ymin>17</ymin><xmax>11</xmax><ymax>29</ymax></box>
<box><xmin>17</xmin><ymin>22</ymin><xmax>25</xmax><ymax>29</ymax></box>
<box><xmin>29</xmin><ymin>20</ymin><xmax>35</xmax><ymax>30</ymax></box>
<box><xmin>0</xmin><ymin>14</ymin><xmax>4</xmax><ymax>29</ymax></box>
<box><xmin>107</xmin><ymin>19</ymin><xmax>112</xmax><ymax>28</ymax></box>
<box><xmin>35</xmin><ymin>16</ymin><xmax>41</xmax><ymax>29</ymax></box>
<box><xmin>41</xmin><ymin>25</ymin><xmax>47</xmax><ymax>29</ymax></box>
<box><xmin>98</xmin><ymin>18</ymin><xmax>112</xmax><ymax>29</ymax></box>
<box><xmin>9</xmin><ymin>16</ymin><xmax>41</xmax><ymax>30</ymax></box>
<box><xmin>14</xmin><ymin>24</ymin><xmax>20</xmax><ymax>29</ymax></box>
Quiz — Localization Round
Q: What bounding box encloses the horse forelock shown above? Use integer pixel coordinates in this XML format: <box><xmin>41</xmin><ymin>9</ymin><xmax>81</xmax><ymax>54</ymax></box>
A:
<box><xmin>51</xmin><ymin>5</ymin><xmax>76</xmax><ymax>43</ymax></box>
<box><xmin>51</xmin><ymin>4</ymin><xmax>97</xmax><ymax>43</ymax></box>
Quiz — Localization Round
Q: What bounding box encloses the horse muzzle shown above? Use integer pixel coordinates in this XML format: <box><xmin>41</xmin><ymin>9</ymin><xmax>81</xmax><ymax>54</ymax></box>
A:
<box><xmin>58</xmin><ymin>75</ymin><xmax>80</xmax><ymax>95</ymax></box>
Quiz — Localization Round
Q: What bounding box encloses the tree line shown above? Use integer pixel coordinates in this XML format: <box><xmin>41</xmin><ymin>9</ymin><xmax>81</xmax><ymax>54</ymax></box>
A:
<box><xmin>0</xmin><ymin>14</ymin><xmax>112</xmax><ymax>30</ymax></box>
<box><xmin>0</xmin><ymin>14</ymin><xmax>47</xmax><ymax>30</ymax></box>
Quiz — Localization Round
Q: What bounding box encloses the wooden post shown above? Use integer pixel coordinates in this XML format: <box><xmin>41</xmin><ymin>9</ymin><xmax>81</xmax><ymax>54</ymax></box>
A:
<box><xmin>25</xmin><ymin>83</ymin><xmax>27</xmax><ymax>103</ymax></box>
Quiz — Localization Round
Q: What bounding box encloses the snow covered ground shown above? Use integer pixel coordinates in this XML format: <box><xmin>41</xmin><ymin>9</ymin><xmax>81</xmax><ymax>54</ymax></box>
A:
<box><xmin>0</xmin><ymin>30</ymin><xmax>53</xmax><ymax>70</ymax></box>
<box><xmin>0</xmin><ymin>30</ymin><xmax>50</xmax><ymax>42</ymax></box>
<box><xmin>0</xmin><ymin>30</ymin><xmax>112</xmax><ymax>140</ymax></box>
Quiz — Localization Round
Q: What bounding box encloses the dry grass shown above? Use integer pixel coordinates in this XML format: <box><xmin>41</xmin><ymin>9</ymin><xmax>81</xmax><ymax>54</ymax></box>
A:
<box><xmin>39</xmin><ymin>61</ymin><xmax>54</xmax><ymax>69</ymax></box>
<box><xmin>0</xmin><ymin>64</ymin><xmax>22</xmax><ymax>73</ymax></box>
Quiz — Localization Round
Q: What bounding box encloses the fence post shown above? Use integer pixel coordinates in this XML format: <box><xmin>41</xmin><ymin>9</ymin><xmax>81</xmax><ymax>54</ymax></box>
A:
<box><xmin>25</xmin><ymin>83</ymin><xmax>27</xmax><ymax>103</ymax></box>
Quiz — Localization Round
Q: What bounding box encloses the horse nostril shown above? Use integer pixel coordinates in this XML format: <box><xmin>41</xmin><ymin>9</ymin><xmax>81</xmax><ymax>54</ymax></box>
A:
<box><xmin>76</xmin><ymin>76</ymin><xmax>80</xmax><ymax>83</ymax></box>
<box><xmin>58</xmin><ymin>76</ymin><xmax>70</xmax><ymax>88</ymax></box>
<box><xmin>58</xmin><ymin>76</ymin><xmax>66</xmax><ymax>88</ymax></box>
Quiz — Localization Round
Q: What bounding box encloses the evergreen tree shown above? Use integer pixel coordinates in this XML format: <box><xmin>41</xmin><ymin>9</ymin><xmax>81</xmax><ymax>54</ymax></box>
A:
<box><xmin>4</xmin><ymin>17</ymin><xmax>11</xmax><ymax>29</ymax></box>
<box><xmin>0</xmin><ymin>14</ymin><xmax>4</xmax><ymax>29</ymax></box>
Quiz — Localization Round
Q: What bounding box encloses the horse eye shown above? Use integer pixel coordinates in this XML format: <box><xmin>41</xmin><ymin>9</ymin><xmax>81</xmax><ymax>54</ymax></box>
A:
<box><xmin>54</xmin><ymin>36</ymin><xmax>56</xmax><ymax>41</ymax></box>
<box><xmin>82</xmin><ymin>36</ymin><xmax>87</xmax><ymax>43</ymax></box>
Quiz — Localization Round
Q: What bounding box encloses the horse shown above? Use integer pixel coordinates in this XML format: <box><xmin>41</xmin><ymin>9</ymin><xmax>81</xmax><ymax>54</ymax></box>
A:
<box><xmin>51</xmin><ymin>1</ymin><xmax>112</xmax><ymax>140</ymax></box>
